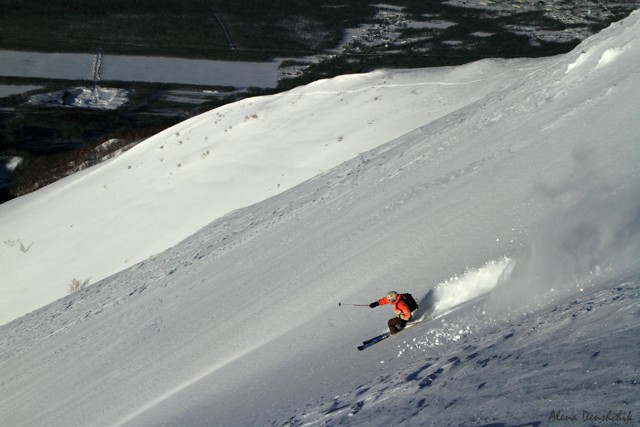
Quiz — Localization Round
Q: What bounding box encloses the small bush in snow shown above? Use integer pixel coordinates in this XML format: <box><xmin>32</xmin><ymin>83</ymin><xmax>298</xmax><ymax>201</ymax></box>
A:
<box><xmin>68</xmin><ymin>278</ymin><xmax>90</xmax><ymax>293</ymax></box>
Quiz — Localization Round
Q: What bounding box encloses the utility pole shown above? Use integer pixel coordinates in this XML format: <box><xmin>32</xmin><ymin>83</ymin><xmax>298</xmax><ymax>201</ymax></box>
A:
<box><xmin>92</xmin><ymin>45</ymin><xmax>103</xmax><ymax>100</ymax></box>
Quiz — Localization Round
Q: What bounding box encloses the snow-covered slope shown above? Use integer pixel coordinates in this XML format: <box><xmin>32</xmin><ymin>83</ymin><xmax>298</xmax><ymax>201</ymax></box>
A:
<box><xmin>1</xmin><ymin>48</ymin><xmax>544</xmax><ymax>326</ymax></box>
<box><xmin>1</xmin><ymin>11</ymin><xmax>639</xmax><ymax>427</ymax></box>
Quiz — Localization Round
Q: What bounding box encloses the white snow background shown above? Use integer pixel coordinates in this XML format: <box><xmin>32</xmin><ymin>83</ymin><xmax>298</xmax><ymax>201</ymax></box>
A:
<box><xmin>1</xmin><ymin>11</ymin><xmax>640</xmax><ymax>427</ymax></box>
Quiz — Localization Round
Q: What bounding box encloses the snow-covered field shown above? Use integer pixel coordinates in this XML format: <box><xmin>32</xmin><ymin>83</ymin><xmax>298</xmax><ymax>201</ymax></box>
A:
<box><xmin>1</xmin><ymin>10</ymin><xmax>639</xmax><ymax>427</ymax></box>
<box><xmin>0</xmin><ymin>50</ymin><xmax>280</xmax><ymax>87</ymax></box>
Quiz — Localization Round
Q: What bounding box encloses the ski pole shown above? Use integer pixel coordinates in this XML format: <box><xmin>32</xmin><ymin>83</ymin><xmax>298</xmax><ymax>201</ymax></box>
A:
<box><xmin>338</xmin><ymin>302</ymin><xmax>369</xmax><ymax>307</ymax></box>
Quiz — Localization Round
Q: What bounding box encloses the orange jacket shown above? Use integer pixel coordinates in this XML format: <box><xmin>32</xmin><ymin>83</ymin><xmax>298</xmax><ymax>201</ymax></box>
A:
<box><xmin>378</xmin><ymin>294</ymin><xmax>412</xmax><ymax>321</ymax></box>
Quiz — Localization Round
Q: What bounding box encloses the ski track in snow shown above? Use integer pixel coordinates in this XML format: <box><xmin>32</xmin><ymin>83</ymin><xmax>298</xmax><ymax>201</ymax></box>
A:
<box><xmin>279</xmin><ymin>63</ymin><xmax>544</xmax><ymax>96</ymax></box>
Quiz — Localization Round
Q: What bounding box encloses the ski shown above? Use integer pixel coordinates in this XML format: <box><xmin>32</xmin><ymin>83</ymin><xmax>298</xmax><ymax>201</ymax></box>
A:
<box><xmin>357</xmin><ymin>332</ymin><xmax>390</xmax><ymax>351</ymax></box>
<box><xmin>357</xmin><ymin>318</ymin><xmax>429</xmax><ymax>351</ymax></box>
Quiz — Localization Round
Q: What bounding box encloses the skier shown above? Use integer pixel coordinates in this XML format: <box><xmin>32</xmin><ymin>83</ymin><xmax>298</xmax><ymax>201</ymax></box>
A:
<box><xmin>369</xmin><ymin>291</ymin><xmax>412</xmax><ymax>334</ymax></box>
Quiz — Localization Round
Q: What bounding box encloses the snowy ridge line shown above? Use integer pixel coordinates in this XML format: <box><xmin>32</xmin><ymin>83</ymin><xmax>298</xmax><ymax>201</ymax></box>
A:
<box><xmin>275</xmin><ymin>63</ymin><xmax>547</xmax><ymax>96</ymax></box>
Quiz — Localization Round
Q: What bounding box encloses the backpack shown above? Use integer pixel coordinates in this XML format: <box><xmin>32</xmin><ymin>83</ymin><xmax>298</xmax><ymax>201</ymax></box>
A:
<box><xmin>402</xmin><ymin>293</ymin><xmax>419</xmax><ymax>312</ymax></box>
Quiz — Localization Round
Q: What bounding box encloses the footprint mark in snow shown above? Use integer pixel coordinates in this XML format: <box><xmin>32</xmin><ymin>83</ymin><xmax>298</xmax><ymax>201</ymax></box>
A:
<box><xmin>418</xmin><ymin>368</ymin><xmax>443</xmax><ymax>389</ymax></box>
<box><xmin>405</xmin><ymin>362</ymin><xmax>432</xmax><ymax>382</ymax></box>
<box><xmin>445</xmin><ymin>399</ymin><xmax>458</xmax><ymax>409</ymax></box>
<box><xmin>448</xmin><ymin>356</ymin><xmax>461</xmax><ymax>366</ymax></box>
<box><xmin>348</xmin><ymin>401</ymin><xmax>364</xmax><ymax>416</ymax></box>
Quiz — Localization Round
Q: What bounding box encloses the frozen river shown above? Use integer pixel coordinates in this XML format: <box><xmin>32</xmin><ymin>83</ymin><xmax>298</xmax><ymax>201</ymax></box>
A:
<box><xmin>0</xmin><ymin>50</ymin><xmax>280</xmax><ymax>88</ymax></box>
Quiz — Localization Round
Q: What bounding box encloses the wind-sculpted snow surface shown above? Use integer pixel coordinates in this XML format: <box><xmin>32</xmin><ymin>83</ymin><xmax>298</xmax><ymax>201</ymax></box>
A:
<box><xmin>0</xmin><ymin>11</ymin><xmax>639</xmax><ymax>427</ymax></box>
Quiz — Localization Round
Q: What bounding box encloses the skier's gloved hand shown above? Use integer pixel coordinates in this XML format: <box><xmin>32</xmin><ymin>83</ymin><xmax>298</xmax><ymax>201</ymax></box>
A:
<box><xmin>369</xmin><ymin>302</ymin><xmax>379</xmax><ymax>308</ymax></box>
